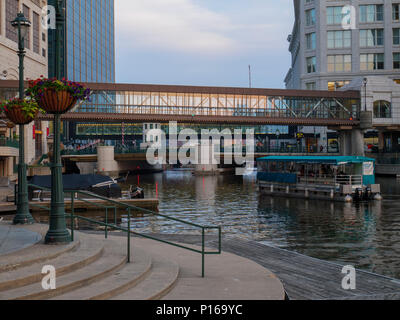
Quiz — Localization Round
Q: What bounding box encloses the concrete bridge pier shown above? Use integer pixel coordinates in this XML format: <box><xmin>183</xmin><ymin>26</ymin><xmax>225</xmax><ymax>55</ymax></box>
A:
<box><xmin>97</xmin><ymin>146</ymin><xmax>119</xmax><ymax>177</ymax></box>
<box><xmin>339</xmin><ymin>129</ymin><xmax>365</xmax><ymax>156</ymax></box>
<box><xmin>194</xmin><ymin>143</ymin><xmax>219</xmax><ymax>176</ymax></box>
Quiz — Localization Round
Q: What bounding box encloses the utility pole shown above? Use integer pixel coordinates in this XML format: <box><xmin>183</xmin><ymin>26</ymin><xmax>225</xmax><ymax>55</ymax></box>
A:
<box><xmin>248</xmin><ymin>65</ymin><xmax>252</xmax><ymax>88</ymax></box>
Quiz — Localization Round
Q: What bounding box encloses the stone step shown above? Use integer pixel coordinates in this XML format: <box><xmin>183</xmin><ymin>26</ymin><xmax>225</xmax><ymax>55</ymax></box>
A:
<box><xmin>0</xmin><ymin>233</ymin><xmax>104</xmax><ymax>292</ymax></box>
<box><xmin>0</xmin><ymin>238</ymin><xmax>79</xmax><ymax>273</ymax></box>
<box><xmin>0</xmin><ymin>239</ymin><xmax>127</xmax><ymax>300</ymax></box>
<box><xmin>51</xmin><ymin>248</ymin><xmax>153</xmax><ymax>300</ymax></box>
<box><xmin>111</xmin><ymin>254</ymin><xmax>179</xmax><ymax>300</ymax></box>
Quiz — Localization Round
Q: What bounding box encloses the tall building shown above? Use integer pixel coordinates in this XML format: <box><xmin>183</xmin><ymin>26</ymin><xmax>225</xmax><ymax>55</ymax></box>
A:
<box><xmin>285</xmin><ymin>0</ymin><xmax>400</xmax><ymax>91</ymax></box>
<box><xmin>284</xmin><ymin>0</ymin><xmax>400</xmax><ymax>153</ymax></box>
<box><xmin>0</xmin><ymin>0</ymin><xmax>49</xmax><ymax>181</ymax></box>
<box><xmin>48</xmin><ymin>0</ymin><xmax>115</xmax><ymax>83</ymax></box>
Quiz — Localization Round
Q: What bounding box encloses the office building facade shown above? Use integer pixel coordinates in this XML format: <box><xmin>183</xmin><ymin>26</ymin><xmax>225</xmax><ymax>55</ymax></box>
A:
<box><xmin>285</xmin><ymin>0</ymin><xmax>400</xmax><ymax>91</ymax></box>
<box><xmin>284</xmin><ymin>0</ymin><xmax>400</xmax><ymax>154</ymax></box>
<box><xmin>48</xmin><ymin>0</ymin><xmax>115</xmax><ymax>83</ymax></box>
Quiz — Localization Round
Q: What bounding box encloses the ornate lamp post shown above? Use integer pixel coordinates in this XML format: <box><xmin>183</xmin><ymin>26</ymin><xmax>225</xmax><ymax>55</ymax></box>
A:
<box><xmin>45</xmin><ymin>0</ymin><xmax>70</xmax><ymax>244</ymax></box>
<box><xmin>11</xmin><ymin>12</ymin><xmax>34</xmax><ymax>225</ymax></box>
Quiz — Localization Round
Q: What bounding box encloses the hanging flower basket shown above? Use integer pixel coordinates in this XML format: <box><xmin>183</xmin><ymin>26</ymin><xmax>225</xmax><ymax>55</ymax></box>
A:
<box><xmin>39</xmin><ymin>89</ymin><xmax>77</xmax><ymax>114</ymax></box>
<box><xmin>26</xmin><ymin>77</ymin><xmax>91</xmax><ymax>115</ymax></box>
<box><xmin>0</xmin><ymin>98</ymin><xmax>43</xmax><ymax>125</ymax></box>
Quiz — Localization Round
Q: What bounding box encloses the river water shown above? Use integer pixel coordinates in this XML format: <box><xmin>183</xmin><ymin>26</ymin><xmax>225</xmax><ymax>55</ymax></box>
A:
<box><xmin>122</xmin><ymin>171</ymin><xmax>400</xmax><ymax>279</ymax></box>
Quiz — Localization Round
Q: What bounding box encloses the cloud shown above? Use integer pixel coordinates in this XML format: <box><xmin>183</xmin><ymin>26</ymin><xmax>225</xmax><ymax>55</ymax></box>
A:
<box><xmin>116</xmin><ymin>0</ymin><xmax>236</xmax><ymax>54</ymax></box>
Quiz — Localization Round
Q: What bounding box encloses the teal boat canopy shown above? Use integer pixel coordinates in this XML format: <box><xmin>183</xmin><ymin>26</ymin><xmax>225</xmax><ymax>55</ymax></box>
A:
<box><xmin>256</xmin><ymin>156</ymin><xmax>376</xmax><ymax>165</ymax></box>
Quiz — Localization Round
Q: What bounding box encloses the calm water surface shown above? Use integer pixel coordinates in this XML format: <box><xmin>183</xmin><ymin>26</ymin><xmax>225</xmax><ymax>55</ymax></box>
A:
<box><xmin>123</xmin><ymin>171</ymin><xmax>400</xmax><ymax>279</ymax></box>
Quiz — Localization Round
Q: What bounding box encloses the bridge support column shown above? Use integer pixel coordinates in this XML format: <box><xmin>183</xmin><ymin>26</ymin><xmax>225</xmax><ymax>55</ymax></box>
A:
<box><xmin>97</xmin><ymin>146</ymin><xmax>119</xmax><ymax>177</ymax></box>
<box><xmin>339</xmin><ymin>131</ymin><xmax>352</xmax><ymax>156</ymax></box>
<box><xmin>339</xmin><ymin>129</ymin><xmax>365</xmax><ymax>156</ymax></box>
<box><xmin>194</xmin><ymin>143</ymin><xmax>218</xmax><ymax>176</ymax></box>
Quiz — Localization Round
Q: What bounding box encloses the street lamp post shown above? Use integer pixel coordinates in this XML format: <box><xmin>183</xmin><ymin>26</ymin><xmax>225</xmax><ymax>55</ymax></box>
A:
<box><xmin>11</xmin><ymin>12</ymin><xmax>34</xmax><ymax>225</ymax></box>
<box><xmin>363</xmin><ymin>78</ymin><xmax>368</xmax><ymax>112</ymax></box>
<box><xmin>45</xmin><ymin>0</ymin><xmax>70</xmax><ymax>244</ymax></box>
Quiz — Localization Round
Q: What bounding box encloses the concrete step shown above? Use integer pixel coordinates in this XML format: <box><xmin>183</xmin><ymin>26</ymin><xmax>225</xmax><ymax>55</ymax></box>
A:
<box><xmin>111</xmin><ymin>254</ymin><xmax>179</xmax><ymax>300</ymax></box>
<box><xmin>0</xmin><ymin>234</ymin><xmax>104</xmax><ymax>292</ymax></box>
<box><xmin>0</xmin><ymin>239</ymin><xmax>127</xmax><ymax>300</ymax></box>
<box><xmin>0</xmin><ymin>239</ymin><xmax>79</xmax><ymax>273</ymax></box>
<box><xmin>51</xmin><ymin>248</ymin><xmax>153</xmax><ymax>300</ymax></box>
<box><xmin>0</xmin><ymin>223</ymin><xmax>78</xmax><ymax>273</ymax></box>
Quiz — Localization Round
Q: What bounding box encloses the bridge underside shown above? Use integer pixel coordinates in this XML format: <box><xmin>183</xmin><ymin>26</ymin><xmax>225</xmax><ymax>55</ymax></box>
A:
<box><xmin>33</xmin><ymin>112</ymin><xmax>359</xmax><ymax>127</ymax></box>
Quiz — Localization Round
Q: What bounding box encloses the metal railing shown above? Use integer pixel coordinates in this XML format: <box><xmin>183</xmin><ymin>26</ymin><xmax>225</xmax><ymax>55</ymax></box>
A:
<box><xmin>0</xmin><ymin>138</ymin><xmax>19</xmax><ymax>148</ymax></box>
<box><xmin>297</xmin><ymin>174</ymin><xmax>363</xmax><ymax>187</ymax></box>
<box><xmin>335</xmin><ymin>175</ymin><xmax>363</xmax><ymax>186</ymax></box>
<box><xmin>26</xmin><ymin>184</ymin><xmax>222</xmax><ymax>277</ymax></box>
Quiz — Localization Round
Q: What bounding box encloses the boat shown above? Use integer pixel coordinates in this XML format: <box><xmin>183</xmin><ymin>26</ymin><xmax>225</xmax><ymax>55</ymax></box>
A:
<box><xmin>28</xmin><ymin>174</ymin><xmax>122</xmax><ymax>200</ymax></box>
<box><xmin>28</xmin><ymin>174</ymin><xmax>144</xmax><ymax>200</ymax></box>
<box><xmin>256</xmin><ymin>156</ymin><xmax>382</xmax><ymax>202</ymax></box>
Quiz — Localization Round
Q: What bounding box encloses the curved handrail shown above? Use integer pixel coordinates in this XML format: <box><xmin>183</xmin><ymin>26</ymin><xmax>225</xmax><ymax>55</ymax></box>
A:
<box><xmin>27</xmin><ymin>183</ymin><xmax>222</xmax><ymax>277</ymax></box>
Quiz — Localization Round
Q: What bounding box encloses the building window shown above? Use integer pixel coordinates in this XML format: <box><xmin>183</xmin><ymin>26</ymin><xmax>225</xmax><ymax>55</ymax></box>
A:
<box><xmin>306</xmin><ymin>82</ymin><xmax>316</xmax><ymax>90</ymax></box>
<box><xmin>394</xmin><ymin>53</ymin><xmax>400</xmax><ymax>69</ymax></box>
<box><xmin>327</xmin><ymin>55</ymin><xmax>352</xmax><ymax>73</ymax></box>
<box><xmin>306</xmin><ymin>32</ymin><xmax>316</xmax><ymax>50</ymax></box>
<box><xmin>33</xmin><ymin>12</ymin><xmax>40</xmax><ymax>54</ymax></box>
<box><xmin>393</xmin><ymin>4</ymin><xmax>400</xmax><ymax>21</ymax></box>
<box><xmin>305</xmin><ymin>9</ymin><xmax>316</xmax><ymax>26</ymax></box>
<box><xmin>42</xmin><ymin>48</ymin><xmax>46</xmax><ymax>57</ymax></box>
<box><xmin>306</xmin><ymin>56</ymin><xmax>316</xmax><ymax>73</ymax></box>
<box><xmin>327</xmin><ymin>30</ymin><xmax>351</xmax><ymax>49</ymax></box>
<box><xmin>328</xmin><ymin>81</ymin><xmax>350</xmax><ymax>91</ymax></box>
<box><xmin>360</xmin><ymin>5</ymin><xmax>384</xmax><ymax>23</ymax></box>
<box><xmin>22</xmin><ymin>5</ymin><xmax>30</xmax><ymax>50</ymax></box>
<box><xmin>373</xmin><ymin>100</ymin><xmax>392</xmax><ymax>118</ymax></box>
<box><xmin>394</xmin><ymin>29</ymin><xmax>400</xmax><ymax>45</ymax></box>
<box><xmin>360</xmin><ymin>53</ymin><xmax>384</xmax><ymax>70</ymax></box>
<box><xmin>360</xmin><ymin>29</ymin><xmax>384</xmax><ymax>47</ymax></box>
<box><xmin>327</xmin><ymin>7</ymin><xmax>346</xmax><ymax>25</ymax></box>
<box><xmin>6</xmin><ymin>0</ymin><xmax>19</xmax><ymax>42</ymax></box>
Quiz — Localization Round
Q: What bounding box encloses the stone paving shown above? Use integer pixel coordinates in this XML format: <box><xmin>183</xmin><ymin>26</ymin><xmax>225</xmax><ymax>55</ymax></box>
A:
<box><xmin>0</xmin><ymin>225</ymin><xmax>42</xmax><ymax>255</ymax></box>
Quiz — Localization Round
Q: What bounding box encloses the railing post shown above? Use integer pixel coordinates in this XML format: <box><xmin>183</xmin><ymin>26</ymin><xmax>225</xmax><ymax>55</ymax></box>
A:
<box><xmin>70</xmin><ymin>192</ymin><xmax>74</xmax><ymax>242</ymax></box>
<box><xmin>105</xmin><ymin>208</ymin><xmax>108</xmax><ymax>239</ymax></box>
<box><xmin>218</xmin><ymin>226</ymin><xmax>222</xmax><ymax>254</ymax></box>
<box><xmin>202</xmin><ymin>227</ymin><xmax>205</xmax><ymax>278</ymax></box>
<box><xmin>127</xmin><ymin>208</ymin><xmax>131</xmax><ymax>263</ymax></box>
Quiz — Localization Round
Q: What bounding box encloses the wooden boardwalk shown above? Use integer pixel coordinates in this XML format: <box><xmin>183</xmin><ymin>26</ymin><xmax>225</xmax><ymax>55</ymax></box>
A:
<box><xmin>119</xmin><ymin>233</ymin><xmax>400</xmax><ymax>300</ymax></box>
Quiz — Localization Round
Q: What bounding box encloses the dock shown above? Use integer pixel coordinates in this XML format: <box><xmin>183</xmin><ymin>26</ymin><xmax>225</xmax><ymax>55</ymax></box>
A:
<box><xmin>29</xmin><ymin>198</ymin><xmax>159</xmax><ymax>213</ymax></box>
<box><xmin>124</xmin><ymin>233</ymin><xmax>400</xmax><ymax>300</ymax></box>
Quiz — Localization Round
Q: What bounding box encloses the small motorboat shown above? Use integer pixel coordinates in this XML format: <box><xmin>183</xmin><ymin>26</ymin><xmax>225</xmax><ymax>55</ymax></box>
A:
<box><xmin>28</xmin><ymin>174</ymin><xmax>122</xmax><ymax>200</ymax></box>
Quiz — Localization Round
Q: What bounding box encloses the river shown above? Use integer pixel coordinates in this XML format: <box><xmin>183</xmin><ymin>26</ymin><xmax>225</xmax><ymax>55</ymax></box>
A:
<box><xmin>121</xmin><ymin>171</ymin><xmax>400</xmax><ymax>279</ymax></box>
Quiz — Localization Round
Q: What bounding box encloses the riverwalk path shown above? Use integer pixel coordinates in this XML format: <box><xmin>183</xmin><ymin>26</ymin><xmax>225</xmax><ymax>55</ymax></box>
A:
<box><xmin>98</xmin><ymin>232</ymin><xmax>400</xmax><ymax>300</ymax></box>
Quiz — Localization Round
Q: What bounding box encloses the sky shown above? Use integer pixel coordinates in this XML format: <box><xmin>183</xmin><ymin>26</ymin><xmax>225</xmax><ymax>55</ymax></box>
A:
<box><xmin>115</xmin><ymin>0</ymin><xmax>294</xmax><ymax>89</ymax></box>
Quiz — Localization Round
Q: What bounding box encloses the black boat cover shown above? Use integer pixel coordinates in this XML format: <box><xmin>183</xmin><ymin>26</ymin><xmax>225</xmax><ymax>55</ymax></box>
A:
<box><xmin>29</xmin><ymin>174</ymin><xmax>115</xmax><ymax>190</ymax></box>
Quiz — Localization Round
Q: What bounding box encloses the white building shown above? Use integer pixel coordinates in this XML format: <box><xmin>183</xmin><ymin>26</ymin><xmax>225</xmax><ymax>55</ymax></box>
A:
<box><xmin>284</xmin><ymin>0</ymin><xmax>400</xmax><ymax>151</ymax></box>
<box><xmin>0</xmin><ymin>0</ymin><xmax>49</xmax><ymax>182</ymax></box>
